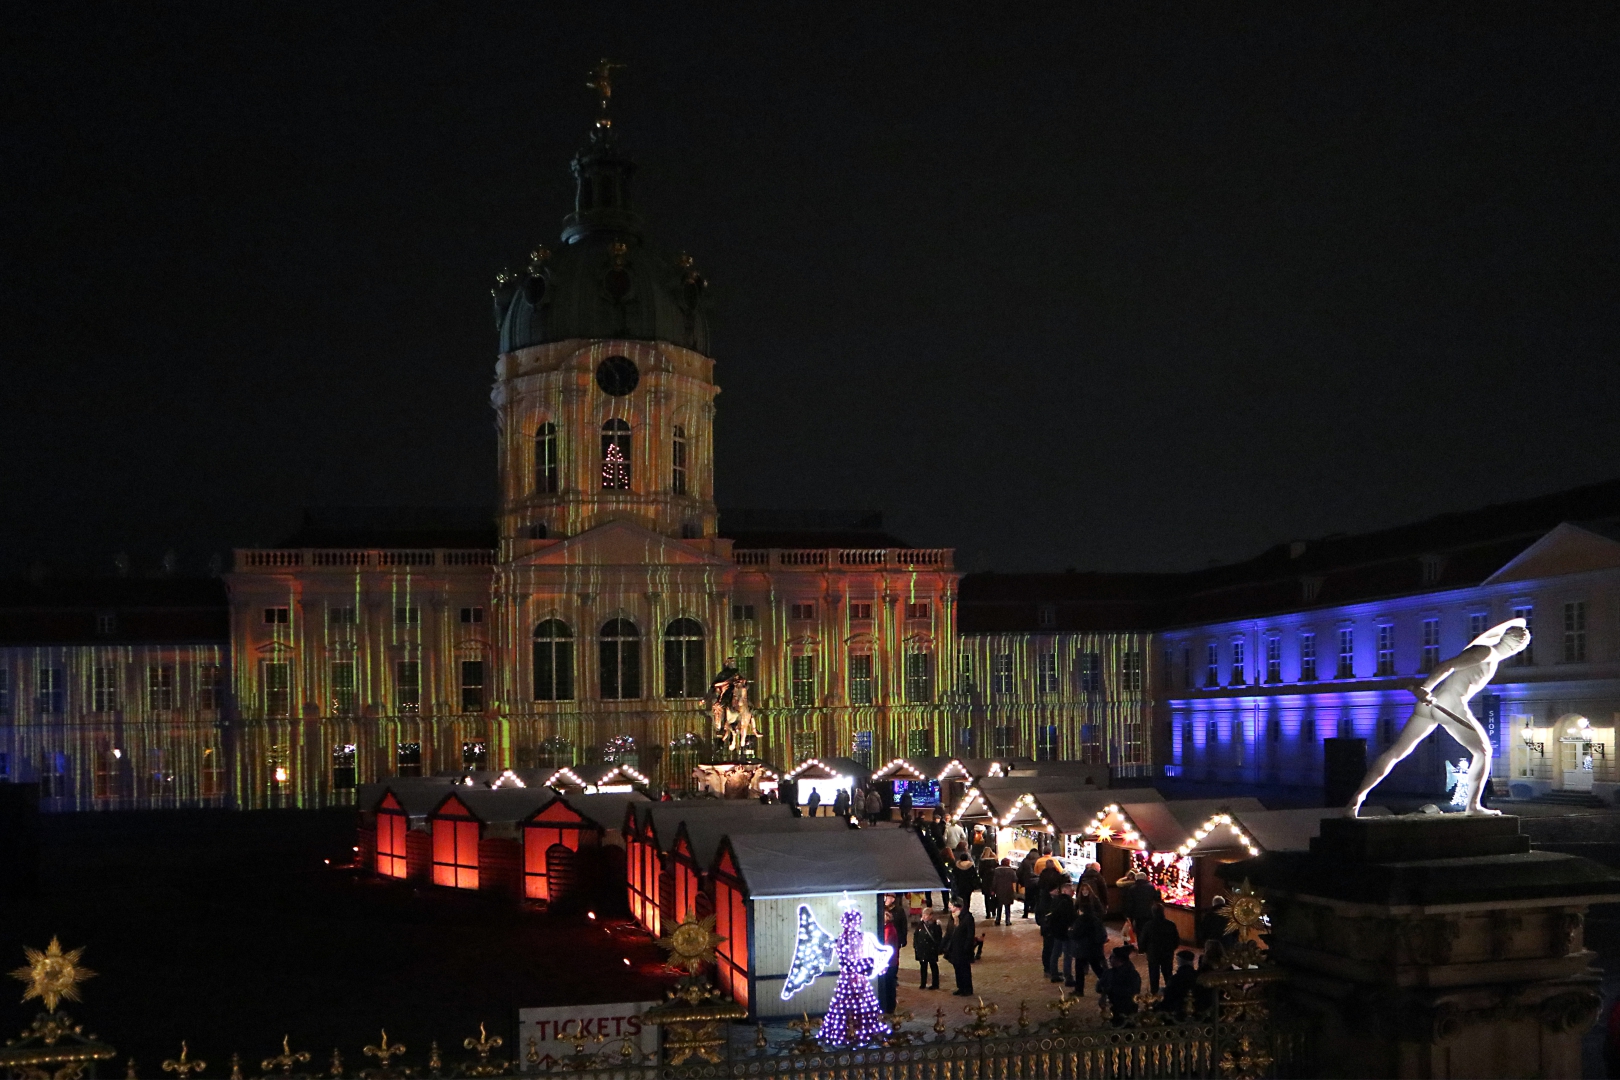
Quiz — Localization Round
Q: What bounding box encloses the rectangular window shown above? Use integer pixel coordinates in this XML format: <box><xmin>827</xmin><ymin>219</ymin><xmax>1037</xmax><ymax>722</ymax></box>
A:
<box><xmin>460</xmin><ymin>660</ymin><xmax>485</xmax><ymax>712</ymax></box>
<box><xmin>200</xmin><ymin>747</ymin><xmax>224</xmax><ymax>798</ymax></box>
<box><xmin>329</xmin><ymin>606</ymin><xmax>358</xmax><ymax>626</ymax></box>
<box><xmin>1181</xmin><ymin>645</ymin><xmax>1192</xmax><ymax>690</ymax></box>
<box><xmin>1300</xmin><ymin>632</ymin><xmax>1317</xmax><ymax>681</ymax></box>
<box><xmin>738</xmin><ymin>653</ymin><xmax>757</xmax><ymax>682</ymax></box>
<box><xmin>672</xmin><ymin>424</ymin><xmax>688</xmax><ymax>496</ymax></box>
<box><xmin>1230</xmin><ymin>640</ymin><xmax>1246</xmax><ymax>685</ymax></box>
<box><xmin>377</xmin><ymin>806</ymin><xmax>408</xmax><ymax>877</ymax></box>
<box><xmin>731</xmin><ymin>604</ymin><xmax>756</xmax><ymax>622</ymax></box>
<box><xmin>1205</xmin><ymin>643</ymin><xmax>1219</xmax><ymax>687</ymax></box>
<box><xmin>992</xmin><ymin>653</ymin><xmax>1013</xmax><ymax>695</ymax></box>
<box><xmin>1266</xmin><ymin>636</ymin><xmax>1281</xmax><ymax>683</ymax></box>
<box><xmin>459</xmin><ymin>606</ymin><xmax>483</xmax><ymax>625</ymax></box>
<box><xmin>1037</xmin><ymin>653</ymin><xmax>1058</xmax><ymax>694</ymax></box>
<box><xmin>791</xmin><ymin>655</ymin><xmax>815</xmax><ymax>708</ymax></box>
<box><xmin>536</xmin><ymin>422</ymin><xmax>559</xmax><ymax>494</ymax></box>
<box><xmin>395</xmin><ymin>606</ymin><xmax>420</xmax><ymax>626</ymax></box>
<box><xmin>851</xmin><ymin>730</ymin><xmax>874</xmax><ymax>770</ymax></box>
<box><xmin>906</xmin><ymin>600</ymin><xmax>931</xmax><ymax>620</ymax></box>
<box><xmin>1036</xmin><ymin>724</ymin><xmax>1058</xmax><ymax>761</ymax></box>
<box><xmin>1122</xmin><ymin>651</ymin><xmax>1143</xmax><ymax>692</ymax></box>
<box><xmin>432</xmin><ymin>813</ymin><xmax>480</xmax><ymax>890</ymax></box>
<box><xmin>1470</xmin><ymin>613</ymin><xmax>1488</xmax><ymax>640</ymax></box>
<box><xmin>908</xmin><ymin>727</ymin><xmax>933</xmax><ymax>756</ymax></box>
<box><xmin>264</xmin><ymin>606</ymin><xmax>290</xmax><ymax>625</ymax></box>
<box><xmin>1376</xmin><ymin>624</ymin><xmax>1395</xmax><ymax>677</ymax></box>
<box><xmin>958</xmin><ymin>653</ymin><xmax>974</xmax><ymax>693</ymax></box>
<box><xmin>396</xmin><ymin>660</ymin><xmax>421</xmax><ymax>713</ymax></box>
<box><xmin>93</xmin><ymin>666</ymin><xmax>119</xmax><ymax>712</ymax></box>
<box><xmin>1337</xmin><ymin>628</ymin><xmax>1355</xmax><ymax>680</ymax></box>
<box><xmin>850</xmin><ymin>602</ymin><xmax>873</xmax><ymax>621</ymax></box>
<box><xmin>1512</xmin><ymin>606</ymin><xmax>1534</xmax><ymax>665</ymax></box>
<box><xmin>790</xmin><ymin>602</ymin><xmax>816</xmax><ymax>621</ymax></box>
<box><xmin>331</xmin><ymin>661</ymin><xmax>356</xmax><ymax>716</ymax></box>
<box><xmin>96</xmin><ymin>612</ymin><xmax>117</xmax><ymax>636</ymax></box>
<box><xmin>848</xmin><ymin>653</ymin><xmax>873</xmax><ymax>705</ymax></box>
<box><xmin>905</xmin><ymin>653</ymin><xmax>932</xmax><ymax>703</ymax></box>
<box><xmin>35</xmin><ymin>667</ymin><xmax>63</xmax><ymax>718</ymax></box>
<box><xmin>1421</xmin><ymin>619</ymin><xmax>1440</xmax><ymax>673</ymax></box>
<box><xmin>198</xmin><ymin>664</ymin><xmax>224</xmax><ymax>711</ymax></box>
<box><xmin>992</xmin><ymin>725</ymin><xmax>1016</xmax><ymax>758</ymax></box>
<box><xmin>1564</xmin><ymin>601</ymin><xmax>1587</xmax><ymax>663</ymax></box>
<box><xmin>332</xmin><ymin>744</ymin><xmax>357</xmax><ymax>789</ymax></box>
<box><xmin>1037</xmin><ymin>603</ymin><xmax>1056</xmax><ymax>629</ymax></box>
<box><xmin>147</xmin><ymin>665</ymin><xmax>175</xmax><ymax>711</ymax></box>
<box><xmin>600</xmin><ymin>626</ymin><xmax>642</xmax><ymax>700</ymax></box>
<box><xmin>396</xmin><ymin>741</ymin><xmax>423</xmax><ymax>779</ymax></box>
<box><xmin>462</xmin><ymin>740</ymin><xmax>488</xmax><ymax>769</ymax></box>
<box><xmin>0</xmin><ymin>670</ymin><xmax>9</xmax><ymax>714</ymax></box>
<box><xmin>1081</xmin><ymin>651</ymin><xmax>1102</xmax><ymax>694</ymax></box>
<box><xmin>262</xmin><ymin>662</ymin><xmax>290</xmax><ymax>717</ymax></box>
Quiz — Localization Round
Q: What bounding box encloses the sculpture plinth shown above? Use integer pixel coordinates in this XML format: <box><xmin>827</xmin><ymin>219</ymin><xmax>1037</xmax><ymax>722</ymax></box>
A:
<box><xmin>1226</xmin><ymin>814</ymin><xmax>1620</xmax><ymax>1078</ymax></box>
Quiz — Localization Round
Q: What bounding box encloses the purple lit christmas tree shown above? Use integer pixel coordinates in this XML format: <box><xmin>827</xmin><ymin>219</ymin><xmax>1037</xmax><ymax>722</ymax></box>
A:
<box><xmin>781</xmin><ymin>902</ymin><xmax>892</xmax><ymax>1046</ymax></box>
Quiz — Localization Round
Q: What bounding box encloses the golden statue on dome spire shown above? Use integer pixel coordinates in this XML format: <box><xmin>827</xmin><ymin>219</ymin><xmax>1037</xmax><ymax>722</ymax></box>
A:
<box><xmin>587</xmin><ymin>59</ymin><xmax>626</xmax><ymax>128</ymax></box>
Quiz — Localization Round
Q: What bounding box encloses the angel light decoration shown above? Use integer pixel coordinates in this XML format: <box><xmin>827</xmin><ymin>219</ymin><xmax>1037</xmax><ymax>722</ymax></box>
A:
<box><xmin>780</xmin><ymin>898</ymin><xmax>893</xmax><ymax>1045</ymax></box>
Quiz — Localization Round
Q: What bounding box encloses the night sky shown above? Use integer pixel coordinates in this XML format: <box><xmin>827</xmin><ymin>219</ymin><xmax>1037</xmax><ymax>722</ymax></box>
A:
<box><xmin>4</xmin><ymin>4</ymin><xmax>1617</xmax><ymax>576</ymax></box>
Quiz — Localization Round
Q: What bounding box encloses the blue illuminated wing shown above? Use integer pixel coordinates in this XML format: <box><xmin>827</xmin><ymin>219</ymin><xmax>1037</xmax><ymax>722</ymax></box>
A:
<box><xmin>781</xmin><ymin>904</ymin><xmax>836</xmax><ymax>999</ymax></box>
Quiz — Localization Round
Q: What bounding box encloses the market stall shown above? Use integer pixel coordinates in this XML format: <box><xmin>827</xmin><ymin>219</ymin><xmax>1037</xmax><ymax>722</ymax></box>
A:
<box><xmin>870</xmin><ymin>757</ymin><xmax>992</xmax><ymax>815</ymax></box>
<box><xmin>707</xmin><ymin>828</ymin><xmax>946</xmax><ymax>1018</ymax></box>
<box><xmin>623</xmin><ymin>799</ymin><xmax>795</xmax><ymax>935</ymax></box>
<box><xmin>781</xmin><ymin>757</ymin><xmax>871</xmax><ymax>813</ymax></box>
<box><xmin>543</xmin><ymin>763</ymin><xmax>649</xmax><ymax>794</ymax></box>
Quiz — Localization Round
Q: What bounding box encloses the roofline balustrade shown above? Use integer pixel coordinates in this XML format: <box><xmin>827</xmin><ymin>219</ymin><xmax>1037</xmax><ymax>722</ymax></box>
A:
<box><xmin>234</xmin><ymin>549</ymin><xmax>498</xmax><ymax>571</ymax></box>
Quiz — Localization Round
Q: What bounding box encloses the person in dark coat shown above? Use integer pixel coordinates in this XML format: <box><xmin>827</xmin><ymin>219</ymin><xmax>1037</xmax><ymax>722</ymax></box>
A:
<box><xmin>1105</xmin><ymin>946</ymin><xmax>1141</xmax><ymax>1025</ymax></box>
<box><xmin>951</xmin><ymin>856</ymin><xmax>980</xmax><ymax>909</ymax></box>
<box><xmin>1043</xmin><ymin>884</ymin><xmax>1077</xmax><ymax>984</ymax></box>
<box><xmin>1156</xmin><ymin>950</ymin><xmax>1198</xmax><ymax>1015</ymax></box>
<box><xmin>1069</xmin><ymin>882</ymin><xmax>1109</xmax><ymax>994</ymax></box>
<box><xmin>1122</xmin><ymin>872</ymin><xmax>1163</xmax><ymax>946</ymax></box>
<box><xmin>832</xmin><ymin>787</ymin><xmax>850</xmax><ymax>819</ymax></box>
<box><xmin>1193</xmin><ymin>941</ymin><xmax>1224</xmax><ymax>1014</ymax></box>
<box><xmin>912</xmin><ymin>907</ymin><xmax>943</xmax><ymax>989</ymax></box>
<box><xmin>1201</xmin><ymin>896</ymin><xmax>1240</xmax><ymax>949</ymax></box>
<box><xmin>943</xmin><ymin>897</ymin><xmax>976</xmax><ymax>995</ymax></box>
<box><xmin>929</xmin><ymin>807</ymin><xmax>947</xmax><ymax>850</ymax></box>
<box><xmin>1079</xmin><ymin>862</ymin><xmax>1109</xmax><ymax>912</ymax></box>
<box><xmin>1141</xmin><ymin>904</ymin><xmax>1180</xmax><ymax>994</ymax></box>
<box><xmin>898</xmin><ymin>788</ymin><xmax>914</xmax><ymax>825</ymax></box>
<box><xmin>865</xmin><ymin>787</ymin><xmax>884</xmax><ymax>825</ymax></box>
<box><xmin>1035</xmin><ymin>860</ymin><xmax>1064</xmax><ymax>925</ymax></box>
<box><xmin>806</xmin><ymin>788</ymin><xmax>821</xmax><ymax>818</ymax></box>
<box><xmin>1017</xmin><ymin>850</ymin><xmax>1040</xmax><ymax>918</ymax></box>
<box><xmin>991</xmin><ymin>859</ymin><xmax>1019</xmax><ymax>926</ymax></box>
<box><xmin>977</xmin><ymin>854</ymin><xmax>1000</xmax><ymax>923</ymax></box>
<box><xmin>876</xmin><ymin>892</ymin><xmax>908</xmax><ymax>1013</ymax></box>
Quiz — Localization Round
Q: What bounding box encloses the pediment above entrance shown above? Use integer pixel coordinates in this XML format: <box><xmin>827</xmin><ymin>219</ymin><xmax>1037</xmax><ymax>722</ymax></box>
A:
<box><xmin>513</xmin><ymin>520</ymin><xmax>729</xmax><ymax>568</ymax></box>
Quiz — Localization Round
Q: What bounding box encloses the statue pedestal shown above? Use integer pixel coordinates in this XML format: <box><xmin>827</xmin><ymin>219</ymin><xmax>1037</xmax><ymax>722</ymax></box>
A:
<box><xmin>1226</xmin><ymin>814</ymin><xmax>1620</xmax><ymax>1079</ymax></box>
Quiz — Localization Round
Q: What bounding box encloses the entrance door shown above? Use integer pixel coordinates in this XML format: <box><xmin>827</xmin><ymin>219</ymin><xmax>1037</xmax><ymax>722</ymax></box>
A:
<box><xmin>546</xmin><ymin>843</ymin><xmax>578</xmax><ymax>904</ymax></box>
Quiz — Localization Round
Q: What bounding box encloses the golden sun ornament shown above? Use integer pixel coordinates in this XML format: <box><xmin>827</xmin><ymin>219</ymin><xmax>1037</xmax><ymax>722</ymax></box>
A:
<box><xmin>1224</xmin><ymin>880</ymin><xmax>1266</xmax><ymax>941</ymax></box>
<box><xmin>10</xmin><ymin>937</ymin><xmax>95</xmax><ymax>1014</ymax></box>
<box><xmin>655</xmin><ymin>914</ymin><xmax>725</xmax><ymax>975</ymax></box>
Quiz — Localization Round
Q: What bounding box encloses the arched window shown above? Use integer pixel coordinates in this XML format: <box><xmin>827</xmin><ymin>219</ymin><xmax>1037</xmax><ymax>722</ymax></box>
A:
<box><xmin>535</xmin><ymin>422</ymin><xmax>558</xmax><ymax>494</ymax></box>
<box><xmin>601</xmin><ymin>419</ymin><xmax>631</xmax><ymax>490</ymax></box>
<box><xmin>599</xmin><ymin>619</ymin><xmax>642</xmax><ymax>700</ymax></box>
<box><xmin>664</xmin><ymin>618</ymin><xmax>706</xmax><ymax>699</ymax></box>
<box><xmin>672</xmin><ymin>424</ymin><xmax>688</xmax><ymax>495</ymax></box>
<box><xmin>532</xmin><ymin>620</ymin><xmax>574</xmax><ymax>701</ymax></box>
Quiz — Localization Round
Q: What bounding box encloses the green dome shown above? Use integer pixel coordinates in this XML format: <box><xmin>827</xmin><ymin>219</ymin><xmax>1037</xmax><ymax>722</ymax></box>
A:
<box><xmin>494</xmin><ymin>124</ymin><xmax>711</xmax><ymax>355</ymax></box>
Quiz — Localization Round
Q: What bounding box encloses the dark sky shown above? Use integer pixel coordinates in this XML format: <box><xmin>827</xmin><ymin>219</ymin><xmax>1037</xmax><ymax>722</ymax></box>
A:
<box><xmin>4</xmin><ymin>4</ymin><xmax>1617</xmax><ymax>576</ymax></box>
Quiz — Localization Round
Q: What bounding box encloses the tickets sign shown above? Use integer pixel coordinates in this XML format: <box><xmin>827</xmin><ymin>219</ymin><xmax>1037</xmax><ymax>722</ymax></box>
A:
<box><xmin>516</xmin><ymin>1000</ymin><xmax>658</xmax><ymax>1071</ymax></box>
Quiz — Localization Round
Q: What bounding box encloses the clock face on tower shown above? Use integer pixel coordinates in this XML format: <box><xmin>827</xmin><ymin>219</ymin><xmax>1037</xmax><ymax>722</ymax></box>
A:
<box><xmin>595</xmin><ymin>355</ymin><xmax>639</xmax><ymax>396</ymax></box>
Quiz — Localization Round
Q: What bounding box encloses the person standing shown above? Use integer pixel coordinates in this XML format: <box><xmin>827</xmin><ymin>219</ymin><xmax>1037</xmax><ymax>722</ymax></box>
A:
<box><xmin>1105</xmin><ymin>946</ymin><xmax>1141</xmax><ymax>1025</ymax></box>
<box><xmin>1043</xmin><ymin>883</ymin><xmax>1077</xmax><ymax>984</ymax></box>
<box><xmin>833</xmin><ymin>786</ymin><xmax>850</xmax><ymax>820</ymax></box>
<box><xmin>1069</xmin><ymin>883</ymin><xmax>1109</xmax><ymax>994</ymax></box>
<box><xmin>977</xmin><ymin>852</ymin><xmax>1000</xmax><ymax>923</ymax></box>
<box><xmin>913</xmin><ymin>907</ymin><xmax>942</xmax><ymax>990</ymax></box>
<box><xmin>806</xmin><ymin>787</ymin><xmax>821</xmax><ymax>818</ymax></box>
<box><xmin>1017</xmin><ymin>849</ymin><xmax>1040</xmax><ymax>919</ymax></box>
<box><xmin>898</xmin><ymin>787</ymin><xmax>913</xmax><ymax>826</ymax></box>
<box><xmin>1142</xmin><ymin>904</ymin><xmax>1180</xmax><ymax>995</ymax></box>
<box><xmin>1156</xmin><ymin>950</ymin><xmax>1198</xmax><ymax>1015</ymax></box>
<box><xmin>944</xmin><ymin>897</ymin><xmax>976</xmax><ymax>995</ymax></box>
<box><xmin>1123</xmin><ymin>872</ymin><xmax>1162</xmax><ymax>947</ymax></box>
<box><xmin>991</xmin><ymin>858</ymin><xmax>1018</xmax><ymax>926</ymax></box>
<box><xmin>929</xmin><ymin>807</ymin><xmax>947</xmax><ymax>850</ymax></box>
<box><xmin>876</xmin><ymin>893</ymin><xmax>907</xmax><ymax>1014</ymax></box>
<box><xmin>1080</xmin><ymin>862</ymin><xmax>1109</xmax><ymax>912</ymax></box>
<box><xmin>943</xmin><ymin>816</ymin><xmax>967</xmax><ymax>853</ymax></box>
<box><xmin>866</xmin><ymin>787</ymin><xmax>884</xmax><ymax>825</ymax></box>
<box><xmin>951</xmin><ymin>854</ymin><xmax>980</xmax><ymax>910</ymax></box>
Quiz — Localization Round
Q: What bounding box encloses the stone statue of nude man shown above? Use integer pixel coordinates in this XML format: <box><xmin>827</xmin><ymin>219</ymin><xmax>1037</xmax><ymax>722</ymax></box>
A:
<box><xmin>1346</xmin><ymin>617</ymin><xmax>1531</xmax><ymax>817</ymax></box>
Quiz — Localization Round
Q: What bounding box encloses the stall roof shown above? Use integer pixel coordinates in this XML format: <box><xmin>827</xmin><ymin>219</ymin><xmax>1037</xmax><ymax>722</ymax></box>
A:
<box><xmin>722</xmin><ymin>829</ymin><xmax>947</xmax><ymax>899</ymax></box>
<box><xmin>1110</xmin><ymin>799</ymin><xmax>1268</xmax><ymax>852</ymax></box>
<box><xmin>433</xmin><ymin>787</ymin><xmax>552</xmax><ymax>825</ymax></box>
<box><xmin>952</xmin><ymin>776</ymin><xmax>1116</xmax><ymax>821</ymax></box>
<box><xmin>1188</xmin><ymin>806</ymin><xmax>1389</xmax><ymax>856</ymax></box>
<box><xmin>1033</xmin><ymin>790</ymin><xmax>1163</xmax><ymax>835</ymax></box>
<box><xmin>370</xmin><ymin>783</ymin><xmax>455</xmax><ymax>819</ymax></box>
<box><xmin>871</xmin><ymin>757</ymin><xmax>990</xmax><ymax>782</ymax></box>
<box><xmin>545</xmin><ymin>763</ymin><xmax>651</xmax><ymax>789</ymax></box>
<box><xmin>635</xmin><ymin>799</ymin><xmax>791</xmax><ymax>853</ymax></box>
<box><xmin>677</xmin><ymin>815</ymin><xmax>845</xmax><ymax>868</ymax></box>
<box><xmin>548</xmin><ymin>791</ymin><xmax>649</xmax><ymax>832</ymax></box>
<box><xmin>784</xmin><ymin>757</ymin><xmax>871</xmax><ymax>781</ymax></box>
<box><xmin>1000</xmin><ymin>762</ymin><xmax>1112</xmax><ymax>786</ymax></box>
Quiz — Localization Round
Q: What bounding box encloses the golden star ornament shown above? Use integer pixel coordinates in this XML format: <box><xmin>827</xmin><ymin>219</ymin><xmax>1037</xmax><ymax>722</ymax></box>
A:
<box><xmin>11</xmin><ymin>937</ymin><xmax>96</xmax><ymax>1014</ymax></box>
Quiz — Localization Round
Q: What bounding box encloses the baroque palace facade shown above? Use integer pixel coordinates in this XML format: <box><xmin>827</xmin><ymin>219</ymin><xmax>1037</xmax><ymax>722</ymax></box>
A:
<box><xmin>0</xmin><ymin>107</ymin><xmax>1156</xmax><ymax>810</ymax></box>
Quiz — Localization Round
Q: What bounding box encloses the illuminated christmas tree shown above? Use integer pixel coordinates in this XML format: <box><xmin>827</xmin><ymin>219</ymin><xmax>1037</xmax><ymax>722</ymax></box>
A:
<box><xmin>780</xmin><ymin>901</ymin><xmax>892</xmax><ymax>1046</ymax></box>
<box><xmin>602</xmin><ymin>442</ymin><xmax>630</xmax><ymax>490</ymax></box>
